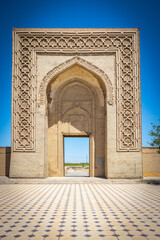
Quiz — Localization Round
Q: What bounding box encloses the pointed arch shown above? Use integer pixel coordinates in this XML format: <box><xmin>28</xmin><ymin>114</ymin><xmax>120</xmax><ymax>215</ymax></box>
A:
<box><xmin>62</xmin><ymin>105</ymin><xmax>92</xmax><ymax>122</ymax></box>
<box><xmin>39</xmin><ymin>56</ymin><xmax>113</xmax><ymax>105</ymax></box>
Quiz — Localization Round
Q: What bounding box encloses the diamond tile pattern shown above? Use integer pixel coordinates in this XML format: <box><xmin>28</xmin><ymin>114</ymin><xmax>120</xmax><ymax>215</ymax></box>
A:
<box><xmin>0</xmin><ymin>184</ymin><xmax>160</xmax><ymax>239</ymax></box>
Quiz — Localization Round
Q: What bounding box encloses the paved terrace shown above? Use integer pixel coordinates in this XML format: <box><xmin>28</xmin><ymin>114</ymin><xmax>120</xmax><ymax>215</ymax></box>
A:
<box><xmin>0</xmin><ymin>178</ymin><xmax>160</xmax><ymax>240</ymax></box>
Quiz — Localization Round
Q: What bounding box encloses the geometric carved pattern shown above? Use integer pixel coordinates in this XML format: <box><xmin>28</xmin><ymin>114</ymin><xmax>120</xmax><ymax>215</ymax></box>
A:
<box><xmin>39</xmin><ymin>56</ymin><xmax>113</xmax><ymax>105</ymax></box>
<box><xmin>12</xmin><ymin>29</ymin><xmax>140</xmax><ymax>151</ymax></box>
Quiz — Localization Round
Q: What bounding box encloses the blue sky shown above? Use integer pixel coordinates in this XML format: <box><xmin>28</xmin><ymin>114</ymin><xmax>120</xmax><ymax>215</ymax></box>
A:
<box><xmin>64</xmin><ymin>137</ymin><xmax>89</xmax><ymax>163</ymax></box>
<box><xmin>0</xmin><ymin>0</ymin><xmax>160</xmax><ymax>151</ymax></box>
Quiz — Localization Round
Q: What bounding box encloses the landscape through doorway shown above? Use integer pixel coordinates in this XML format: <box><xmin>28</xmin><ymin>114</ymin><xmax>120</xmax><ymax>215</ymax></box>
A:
<box><xmin>64</xmin><ymin>137</ymin><xmax>89</xmax><ymax>177</ymax></box>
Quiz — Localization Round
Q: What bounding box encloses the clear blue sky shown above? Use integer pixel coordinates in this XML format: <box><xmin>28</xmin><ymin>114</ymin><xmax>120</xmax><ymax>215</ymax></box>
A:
<box><xmin>64</xmin><ymin>137</ymin><xmax>89</xmax><ymax>163</ymax></box>
<box><xmin>0</xmin><ymin>0</ymin><xmax>160</xmax><ymax>150</ymax></box>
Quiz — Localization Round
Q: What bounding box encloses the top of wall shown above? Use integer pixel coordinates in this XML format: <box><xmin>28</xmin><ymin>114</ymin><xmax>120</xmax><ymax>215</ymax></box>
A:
<box><xmin>142</xmin><ymin>147</ymin><xmax>159</xmax><ymax>154</ymax></box>
<box><xmin>12</xmin><ymin>28</ymin><xmax>139</xmax><ymax>33</ymax></box>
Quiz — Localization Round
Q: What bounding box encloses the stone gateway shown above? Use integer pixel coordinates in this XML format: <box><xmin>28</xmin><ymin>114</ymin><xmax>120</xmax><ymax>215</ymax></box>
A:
<box><xmin>10</xmin><ymin>28</ymin><xmax>142</xmax><ymax>178</ymax></box>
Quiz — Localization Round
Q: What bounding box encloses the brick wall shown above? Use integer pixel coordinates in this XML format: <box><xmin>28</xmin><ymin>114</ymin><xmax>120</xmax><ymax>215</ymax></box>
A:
<box><xmin>0</xmin><ymin>147</ymin><xmax>11</xmax><ymax>176</ymax></box>
<box><xmin>142</xmin><ymin>147</ymin><xmax>160</xmax><ymax>177</ymax></box>
<box><xmin>0</xmin><ymin>147</ymin><xmax>160</xmax><ymax>177</ymax></box>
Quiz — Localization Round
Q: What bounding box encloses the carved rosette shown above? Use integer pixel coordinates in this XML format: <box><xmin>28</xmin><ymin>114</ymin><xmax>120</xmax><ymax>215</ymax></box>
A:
<box><xmin>12</xmin><ymin>29</ymin><xmax>140</xmax><ymax>152</ymax></box>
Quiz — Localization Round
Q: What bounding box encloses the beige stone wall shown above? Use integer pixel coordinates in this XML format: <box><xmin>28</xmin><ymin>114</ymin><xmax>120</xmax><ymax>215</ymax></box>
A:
<box><xmin>0</xmin><ymin>148</ymin><xmax>5</xmax><ymax>176</ymax></box>
<box><xmin>0</xmin><ymin>147</ymin><xmax>11</xmax><ymax>176</ymax></box>
<box><xmin>142</xmin><ymin>147</ymin><xmax>160</xmax><ymax>177</ymax></box>
<box><xmin>10</xmin><ymin>119</ymin><xmax>47</xmax><ymax>178</ymax></box>
<box><xmin>10</xmin><ymin>28</ymin><xmax>142</xmax><ymax>178</ymax></box>
<box><xmin>106</xmin><ymin>98</ymin><xmax>142</xmax><ymax>179</ymax></box>
<box><xmin>1</xmin><ymin>147</ymin><xmax>159</xmax><ymax>177</ymax></box>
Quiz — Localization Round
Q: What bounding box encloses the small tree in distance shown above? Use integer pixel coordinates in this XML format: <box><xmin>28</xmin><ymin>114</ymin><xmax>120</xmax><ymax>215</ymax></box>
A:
<box><xmin>148</xmin><ymin>119</ymin><xmax>160</xmax><ymax>153</ymax></box>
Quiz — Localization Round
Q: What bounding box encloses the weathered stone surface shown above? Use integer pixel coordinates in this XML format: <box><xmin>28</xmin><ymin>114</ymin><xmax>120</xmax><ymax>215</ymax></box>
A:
<box><xmin>0</xmin><ymin>147</ymin><xmax>11</xmax><ymax>176</ymax></box>
<box><xmin>10</xmin><ymin>28</ymin><xmax>142</xmax><ymax>178</ymax></box>
<box><xmin>2</xmin><ymin>147</ymin><xmax>159</xmax><ymax>178</ymax></box>
<box><xmin>142</xmin><ymin>147</ymin><xmax>160</xmax><ymax>177</ymax></box>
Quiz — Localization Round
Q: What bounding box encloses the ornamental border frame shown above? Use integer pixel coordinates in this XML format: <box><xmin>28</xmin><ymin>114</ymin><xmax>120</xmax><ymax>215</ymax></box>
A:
<box><xmin>12</xmin><ymin>28</ymin><xmax>141</xmax><ymax>152</ymax></box>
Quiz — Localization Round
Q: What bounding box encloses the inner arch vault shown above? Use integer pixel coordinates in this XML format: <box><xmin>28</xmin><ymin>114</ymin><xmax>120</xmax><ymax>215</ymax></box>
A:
<box><xmin>46</xmin><ymin>62</ymin><xmax>108</xmax><ymax>177</ymax></box>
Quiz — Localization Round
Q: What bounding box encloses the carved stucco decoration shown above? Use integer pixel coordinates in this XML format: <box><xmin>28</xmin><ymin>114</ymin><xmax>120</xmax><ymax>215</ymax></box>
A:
<box><xmin>39</xmin><ymin>56</ymin><xmax>113</xmax><ymax>105</ymax></box>
<box><xmin>57</xmin><ymin>80</ymin><xmax>95</xmax><ymax>124</ymax></box>
<box><xmin>12</xmin><ymin>28</ymin><xmax>140</xmax><ymax>152</ymax></box>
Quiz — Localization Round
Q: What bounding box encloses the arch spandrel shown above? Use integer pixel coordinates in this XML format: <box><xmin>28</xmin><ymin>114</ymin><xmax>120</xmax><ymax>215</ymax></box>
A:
<box><xmin>39</xmin><ymin>56</ymin><xmax>114</xmax><ymax>106</ymax></box>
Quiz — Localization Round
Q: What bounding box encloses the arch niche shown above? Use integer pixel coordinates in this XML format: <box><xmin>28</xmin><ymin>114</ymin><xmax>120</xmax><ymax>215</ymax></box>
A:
<box><xmin>40</xmin><ymin>57</ymin><xmax>113</xmax><ymax>177</ymax></box>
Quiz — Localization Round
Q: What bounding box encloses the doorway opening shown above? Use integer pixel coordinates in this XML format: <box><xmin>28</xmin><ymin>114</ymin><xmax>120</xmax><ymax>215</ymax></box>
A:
<box><xmin>64</xmin><ymin>136</ymin><xmax>89</xmax><ymax>177</ymax></box>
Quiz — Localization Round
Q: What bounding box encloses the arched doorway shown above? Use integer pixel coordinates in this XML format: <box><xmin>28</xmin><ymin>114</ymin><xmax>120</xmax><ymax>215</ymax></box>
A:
<box><xmin>10</xmin><ymin>29</ymin><xmax>142</xmax><ymax>179</ymax></box>
<box><xmin>46</xmin><ymin>64</ymin><xmax>106</xmax><ymax>177</ymax></box>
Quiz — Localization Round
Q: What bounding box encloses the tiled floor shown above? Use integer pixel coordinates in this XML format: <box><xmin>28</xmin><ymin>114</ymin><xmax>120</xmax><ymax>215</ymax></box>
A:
<box><xmin>0</xmin><ymin>183</ymin><xmax>160</xmax><ymax>240</ymax></box>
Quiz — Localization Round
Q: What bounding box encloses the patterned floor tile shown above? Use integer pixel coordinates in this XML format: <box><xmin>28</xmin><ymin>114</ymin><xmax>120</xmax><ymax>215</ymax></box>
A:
<box><xmin>0</xmin><ymin>183</ymin><xmax>160</xmax><ymax>239</ymax></box>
